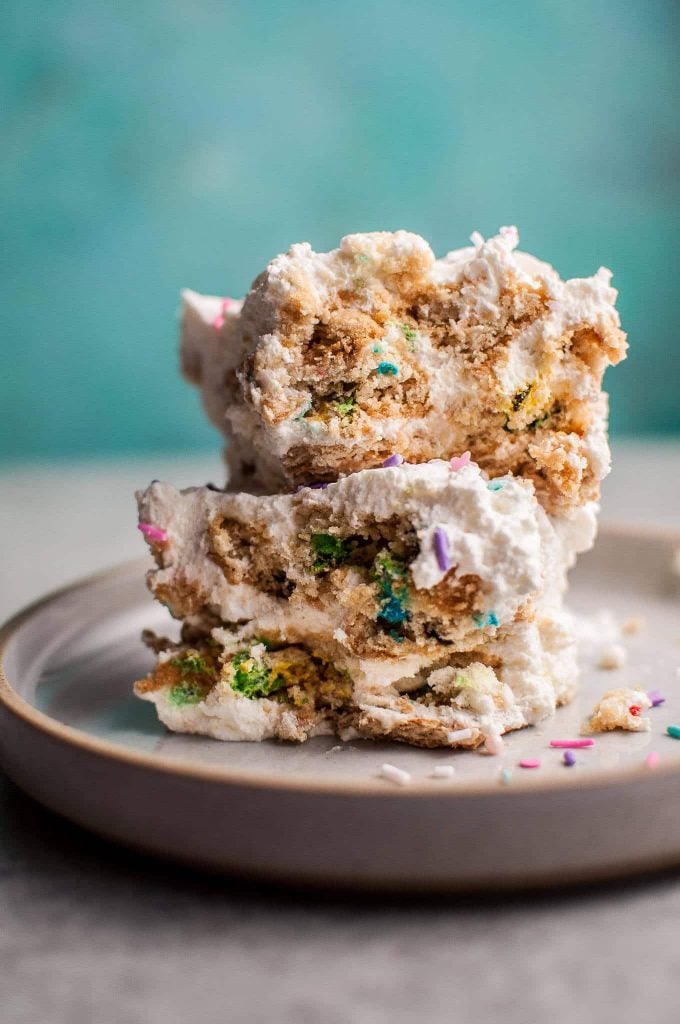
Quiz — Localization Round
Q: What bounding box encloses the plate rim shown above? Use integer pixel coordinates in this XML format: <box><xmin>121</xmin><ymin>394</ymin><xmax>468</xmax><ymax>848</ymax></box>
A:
<box><xmin>1</xmin><ymin>521</ymin><xmax>679</xmax><ymax>799</ymax></box>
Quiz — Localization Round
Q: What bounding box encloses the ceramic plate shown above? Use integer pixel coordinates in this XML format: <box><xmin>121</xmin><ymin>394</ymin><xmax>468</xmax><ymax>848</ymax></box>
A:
<box><xmin>1</xmin><ymin>525</ymin><xmax>680</xmax><ymax>891</ymax></box>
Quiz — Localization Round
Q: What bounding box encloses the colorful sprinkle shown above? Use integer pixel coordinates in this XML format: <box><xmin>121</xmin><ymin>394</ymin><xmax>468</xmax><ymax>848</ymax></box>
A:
<box><xmin>431</xmin><ymin>765</ymin><xmax>456</xmax><ymax>779</ymax></box>
<box><xmin>500</xmin><ymin>768</ymin><xmax>513</xmax><ymax>785</ymax></box>
<box><xmin>550</xmin><ymin>739</ymin><xmax>595</xmax><ymax>749</ymax></box>
<box><xmin>379</xmin><ymin>763</ymin><xmax>411</xmax><ymax>786</ymax></box>
<box><xmin>212</xmin><ymin>297</ymin><xmax>236</xmax><ymax>330</ymax></box>
<box><xmin>376</xmin><ymin>361</ymin><xmax>399</xmax><ymax>376</ymax></box>
<box><xmin>473</xmin><ymin>611</ymin><xmax>500</xmax><ymax>629</ymax></box>
<box><xmin>487</xmin><ymin>479</ymin><xmax>505</xmax><ymax>492</ymax></box>
<box><xmin>382</xmin><ymin>453</ymin><xmax>404</xmax><ymax>468</ymax></box>
<box><xmin>484</xmin><ymin>730</ymin><xmax>504</xmax><ymax>755</ymax></box>
<box><xmin>628</xmin><ymin>704</ymin><xmax>641</xmax><ymax>717</ymax></box>
<box><xmin>667</xmin><ymin>725</ymin><xmax>680</xmax><ymax>740</ymax></box>
<box><xmin>519</xmin><ymin>758</ymin><xmax>541</xmax><ymax>769</ymax></box>
<box><xmin>449</xmin><ymin>451</ymin><xmax>471</xmax><ymax>472</ymax></box>
<box><xmin>648</xmin><ymin>689</ymin><xmax>666</xmax><ymax>707</ymax></box>
<box><xmin>645</xmin><ymin>751</ymin><xmax>660</xmax><ymax>769</ymax></box>
<box><xmin>447</xmin><ymin>727</ymin><xmax>473</xmax><ymax>743</ymax></box>
<box><xmin>138</xmin><ymin>522</ymin><xmax>168</xmax><ymax>543</ymax></box>
<box><xmin>433</xmin><ymin>528</ymin><xmax>451</xmax><ymax>573</ymax></box>
<box><xmin>372</xmin><ymin>344</ymin><xmax>384</xmax><ymax>354</ymax></box>
<box><xmin>563</xmin><ymin>751</ymin><xmax>576</xmax><ymax>767</ymax></box>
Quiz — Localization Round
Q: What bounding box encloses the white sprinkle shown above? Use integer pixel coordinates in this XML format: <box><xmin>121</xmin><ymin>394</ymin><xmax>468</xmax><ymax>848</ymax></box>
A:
<box><xmin>430</xmin><ymin>765</ymin><xmax>456</xmax><ymax>779</ymax></box>
<box><xmin>598</xmin><ymin>643</ymin><xmax>627</xmax><ymax>670</ymax></box>
<box><xmin>447</xmin><ymin>728</ymin><xmax>474</xmax><ymax>744</ymax></box>
<box><xmin>379</xmin><ymin>763</ymin><xmax>411</xmax><ymax>786</ymax></box>
<box><xmin>500</xmin><ymin>768</ymin><xmax>513</xmax><ymax>785</ymax></box>
<box><xmin>332</xmin><ymin>627</ymin><xmax>349</xmax><ymax>643</ymax></box>
<box><xmin>621</xmin><ymin>615</ymin><xmax>645</xmax><ymax>635</ymax></box>
<box><xmin>327</xmin><ymin>745</ymin><xmax>344</xmax><ymax>754</ymax></box>
<box><xmin>483</xmin><ymin>730</ymin><xmax>504</xmax><ymax>755</ymax></box>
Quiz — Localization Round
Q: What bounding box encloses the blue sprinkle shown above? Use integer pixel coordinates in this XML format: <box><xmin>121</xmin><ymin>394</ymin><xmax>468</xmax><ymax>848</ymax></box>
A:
<box><xmin>379</xmin><ymin>598</ymin><xmax>410</xmax><ymax>625</ymax></box>
<box><xmin>487</xmin><ymin>479</ymin><xmax>505</xmax><ymax>491</ymax></box>
<box><xmin>473</xmin><ymin>611</ymin><xmax>499</xmax><ymax>629</ymax></box>
<box><xmin>376</xmin><ymin>361</ymin><xmax>399</xmax><ymax>376</ymax></box>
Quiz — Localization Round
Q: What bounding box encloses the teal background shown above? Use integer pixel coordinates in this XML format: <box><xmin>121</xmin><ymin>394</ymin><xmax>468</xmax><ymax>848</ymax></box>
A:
<box><xmin>2</xmin><ymin>0</ymin><xmax>679</xmax><ymax>460</ymax></box>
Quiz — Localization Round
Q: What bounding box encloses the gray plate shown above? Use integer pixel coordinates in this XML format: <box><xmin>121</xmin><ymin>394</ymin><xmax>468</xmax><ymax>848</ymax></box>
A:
<box><xmin>1</xmin><ymin>525</ymin><xmax>680</xmax><ymax>891</ymax></box>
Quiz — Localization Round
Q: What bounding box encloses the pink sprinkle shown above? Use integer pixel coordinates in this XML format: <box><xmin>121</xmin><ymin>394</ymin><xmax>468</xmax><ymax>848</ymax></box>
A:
<box><xmin>433</xmin><ymin>528</ymin><xmax>451</xmax><ymax>572</ymax></box>
<box><xmin>211</xmin><ymin>298</ymin><xmax>235</xmax><ymax>330</ymax></box>
<box><xmin>519</xmin><ymin>758</ymin><xmax>541</xmax><ymax>769</ymax></box>
<box><xmin>484</xmin><ymin>731</ymin><xmax>504</xmax><ymax>756</ymax></box>
<box><xmin>449</xmin><ymin>451</ymin><xmax>471</xmax><ymax>472</ymax></box>
<box><xmin>550</xmin><ymin>739</ymin><xmax>595</xmax><ymax>749</ymax></box>
<box><xmin>648</xmin><ymin>689</ymin><xmax>665</xmax><ymax>707</ymax></box>
<box><xmin>382</xmin><ymin>454</ymin><xmax>404</xmax><ymax>468</ymax></box>
<box><xmin>645</xmin><ymin>751</ymin><xmax>660</xmax><ymax>769</ymax></box>
<box><xmin>138</xmin><ymin>522</ymin><xmax>168</xmax><ymax>543</ymax></box>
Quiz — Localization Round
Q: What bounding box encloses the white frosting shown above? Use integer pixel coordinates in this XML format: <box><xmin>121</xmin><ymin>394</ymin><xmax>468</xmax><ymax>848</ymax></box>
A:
<box><xmin>137</xmin><ymin>609</ymin><xmax>578</xmax><ymax>745</ymax></box>
<box><xmin>137</xmin><ymin>461</ymin><xmax>570</xmax><ymax>663</ymax></box>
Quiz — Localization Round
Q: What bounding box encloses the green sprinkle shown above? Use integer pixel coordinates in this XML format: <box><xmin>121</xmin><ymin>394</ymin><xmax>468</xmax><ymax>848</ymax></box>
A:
<box><xmin>230</xmin><ymin>650</ymin><xmax>285</xmax><ymax>700</ymax></box>
<box><xmin>376</xmin><ymin>361</ymin><xmax>399</xmax><ymax>376</ymax></box>
<box><xmin>170</xmin><ymin>653</ymin><xmax>209</xmax><ymax>676</ymax></box>
<box><xmin>310</xmin><ymin>533</ymin><xmax>349</xmax><ymax>573</ymax></box>
<box><xmin>169</xmin><ymin>681</ymin><xmax>207</xmax><ymax>706</ymax></box>
<box><xmin>667</xmin><ymin>725</ymin><xmax>680</xmax><ymax>740</ymax></box>
<box><xmin>399</xmin><ymin>323</ymin><xmax>417</xmax><ymax>343</ymax></box>
<box><xmin>334</xmin><ymin>393</ymin><xmax>356</xmax><ymax>418</ymax></box>
<box><xmin>528</xmin><ymin>410</ymin><xmax>551</xmax><ymax>431</ymax></box>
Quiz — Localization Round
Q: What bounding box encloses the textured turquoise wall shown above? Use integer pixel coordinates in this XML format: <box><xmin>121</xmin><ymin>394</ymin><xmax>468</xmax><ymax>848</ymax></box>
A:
<box><xmin>2</xmin><ymin>0</ymin><xmax>679</xmax><ymax>458</ymax></box>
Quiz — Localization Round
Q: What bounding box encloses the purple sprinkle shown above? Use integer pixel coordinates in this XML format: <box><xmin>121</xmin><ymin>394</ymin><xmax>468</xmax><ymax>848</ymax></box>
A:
<box><xmin>309</xmin><ymin>482</ymin><xmax>329</xmax><ymax>490</ymax></box>
<box><xmin>563</xmin><ymin>750</ymin><xmax>576</xmax><ymax>767</ymax></box>
<box><xmin>648</xmin><ymin>689</ymin><xmax>666</xmax><ymax>707</ymax></box>
<box><xmin>382</xmin><ymin>453</ymin><xmax>404</xmax><ymax>468</ymax></box>
<box><xmin>433</xmin><ymin>528</ymin><xmax>451</xmax><ymax>572</ymax></box>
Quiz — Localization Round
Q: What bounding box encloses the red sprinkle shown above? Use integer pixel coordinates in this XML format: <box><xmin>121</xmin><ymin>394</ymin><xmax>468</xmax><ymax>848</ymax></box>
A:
<box><xmin>519</xmin><ymin>758</ymin><xmax>541</xmax><ymax>769</ymax></box>
<box><xmin>550</xmin><ymin>739</ymin><xmax>595</xmax><ymax>749</ymax></box>
<box><xmin>629</xmin><ymin>705</ymin><xmax>641</xmax><ymax>717</ymax></box>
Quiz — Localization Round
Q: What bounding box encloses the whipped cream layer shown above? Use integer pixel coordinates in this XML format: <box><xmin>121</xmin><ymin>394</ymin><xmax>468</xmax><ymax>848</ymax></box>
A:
<box><xmin>138</xmin><ymin>460</ymin><xmax>574</xmax><ymax>676</ymax></box>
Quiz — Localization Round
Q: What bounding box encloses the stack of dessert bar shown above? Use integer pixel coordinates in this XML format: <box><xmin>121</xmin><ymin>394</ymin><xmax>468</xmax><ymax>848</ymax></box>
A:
<box><xmin>136</xmin><ymin>227</ymin><xmax>626</xmax><ymax>749</ymax></box>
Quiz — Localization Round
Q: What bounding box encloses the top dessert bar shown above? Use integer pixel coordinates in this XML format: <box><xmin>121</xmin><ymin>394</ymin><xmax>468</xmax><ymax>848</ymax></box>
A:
<box><xmin>182</xmin><ymin>226</ymin><xmax>626</xmax><ymax>514</ymax></box>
